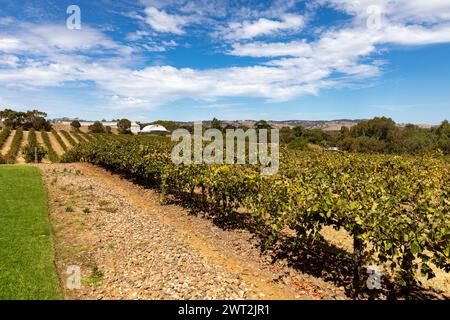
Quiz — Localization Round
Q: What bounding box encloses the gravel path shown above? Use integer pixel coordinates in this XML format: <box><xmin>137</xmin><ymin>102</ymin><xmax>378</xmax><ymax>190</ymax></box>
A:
<box><xmin>38</xmin><ymin>163</ymin><xmax>344</xmax><ymax>300</ymax></box>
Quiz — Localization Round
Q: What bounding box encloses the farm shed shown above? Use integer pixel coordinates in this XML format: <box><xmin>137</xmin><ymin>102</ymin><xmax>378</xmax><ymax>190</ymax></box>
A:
<box><xmin>140</xmin><ymin>124</ymin><xmax>169</xmax><ymax>134</ymax></box>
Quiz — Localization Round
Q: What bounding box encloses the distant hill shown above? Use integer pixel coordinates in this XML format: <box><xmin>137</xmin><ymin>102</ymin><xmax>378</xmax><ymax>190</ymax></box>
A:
<box><xmin>174</xmin><ymin>119</ymin><xmax>365</xmax><ymax>131</ymax></box>
<box><xmin>263</xmin><ymin>120</ymin><xmax>366</xmax><ymax>131</ymax></box>
<box><xmin>172</xmin><ymin>119</ymin><xmax>438</xmax><ymax>131</ymax></box>
<box><xmin>54</xmin><ymin>118</ymin><xmax>435</xmax><ymax>132</ymax></box>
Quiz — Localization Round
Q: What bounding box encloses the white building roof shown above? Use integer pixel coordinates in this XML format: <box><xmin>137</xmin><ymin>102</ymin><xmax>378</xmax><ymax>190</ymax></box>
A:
<box><xmin>141</xmin><ymin>124</ymin><xmax>169</xmax><ymax>133</ymax></box>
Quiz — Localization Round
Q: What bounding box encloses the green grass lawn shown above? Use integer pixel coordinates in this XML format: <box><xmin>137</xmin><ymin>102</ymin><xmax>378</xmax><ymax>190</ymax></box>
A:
<box><xmin>0</xmin><ymin>165</ymin><xmax>62</xmax><ymax>300</ymax></box>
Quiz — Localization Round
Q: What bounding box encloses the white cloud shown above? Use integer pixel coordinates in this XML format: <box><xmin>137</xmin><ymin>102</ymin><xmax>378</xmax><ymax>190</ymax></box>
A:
<box><xmin>1</xmin><ymin>1</ymin><xmax>450</xmax><ymax>112</ymax></box>
<box><xmin>140</xmin><ymin>0</ymin><xmax>295</xmax><ymax>20</ymax></box>
<box><xmin>0</xmin><ymin>62</ymin><xmax>81</xmax><ymax>87</ymax></box>
<box><xmin>229</xmin><ymin>2</ymin><xmax>450</xmax><ymax>91</ymax></box>
<box><xmin>229</xmin><ymin>27</ymin><xmax>380</xmax><ymax>89</ymax></box>
<box><xmin>0</xmin><ymin>38</ymin><xmax>21</xmax><ymax>51</ymax></box>
<box><xmin>382</xmin><ymin>23</ymin><xmax>450</xmax><ymax>45</ymax></box>
<box><xmin>322</xmin><ymin>0</ymin><xmax>450</xmax><ymax>23</ymax></box>
<box><xmin>126</xmin><ymin>30</ymin><xmax>151</xmax><ymax>41</ymax></box>
<box><xmin>111</xmin><ymin>95</ymin><xmax>150</xmax><ymax>107</ymax></box>
<box><xmin>223</xmin><ymin>14</ymin><xmax>305</xmax><ymax>40</ymax></box>
<box><xmin>0</xmin><ymin>54</ymin><xmax>19</xmax><ymax>67</ymax></box>
<box><xmin>231</xmin><ymin>40</ymin><xmax>312</xmax><ymax>57</ymax></box>
<box><xmin>144</xmin><ymin>7</ymin><xmax>189</xmax><ymax>34</ymax></box>
<box><xmin>238</xmin><ymin>24</ymin><xmax>450</xmax><ymax>58</ymax></box>
<box><xmin>0</xmin><ymin>23</ymin><xmax>130</xmax><ymax>57</ymax></box>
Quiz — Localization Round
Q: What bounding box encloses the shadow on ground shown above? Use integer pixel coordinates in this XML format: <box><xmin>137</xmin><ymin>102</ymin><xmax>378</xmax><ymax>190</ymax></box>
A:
<box><xmin>112</xmin><ymin>170</ymin><xmax>447</xmax><ymax>300</ymax></box>
<box><xmin>168</xmin><ymin>190</ymin><xmax>447</xmax><ymax>300</ymax></box>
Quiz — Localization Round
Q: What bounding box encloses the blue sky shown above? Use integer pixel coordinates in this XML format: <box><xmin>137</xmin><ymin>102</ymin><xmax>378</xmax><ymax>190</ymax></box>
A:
<box><xmin>0</xmin><ymin>0</ymin><xmax>449</xmax><ymax>124</ymax></box>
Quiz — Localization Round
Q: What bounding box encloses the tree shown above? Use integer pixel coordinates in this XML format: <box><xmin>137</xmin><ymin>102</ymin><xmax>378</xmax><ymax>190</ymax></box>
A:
<box><xmin>340</xmin><ymin>117</ymin><xmax>401</xmax><ymax>153</ymax></box>
<box><xmin>393</xmin><ymin>124</ymin><xmax>435</xmax><ymax>154</ymax></box>
<box><xmin>25</xmin><ymin>110</ymin><xmax>50</xmax><ymax>130</ymax></box>
<box><xmin>29</xmin><ymin>116</ymin><xmax>51</xmax><ymax>131</ymax></box>
<box><xmin>340</xmin><ymin>126</ymin><xmax>350</xmax><ymax>137</ymax></box>
<box><xmin>117</xmin><ymin>118</ymin><xmax>132</xmax><ymax>134</ymax></box>
<box><xmin>255</xmin><ymin>120</ymin><xmax>272</xmax><ymax>130</ymax></box>
<box><xmin>223</xmin><ymin>124</ymin><xmax>237</xmax><ymax>130</ymax></box>
<box><xmin>23</xmin><ymin>144</ymin><xmax>46</xmax><ymax>163</ymax></box>
<box><xmin>436</xmin><ymin>120</ymin><xmax>450</xmax><ymax>137</ymax></box>
<box><xmin>0</xmin><ymin>108</ymin><xmax>51</xmax><ymax>130</ymax></box>
<box><xmin>181</xmin><ymin>124</ymin><xmax>194</xmax><ymax>134</ymax></box>
<box><xmin>279</xmin><ymin>127</ymin><xmax>295</xmax><ymax>144</ymax></box>
<box><xmin>303</xmin><ymin>129</ymin><xmax>329</xmax><ymax>144</ymax></box>
<box><xmin>288</xmin><ymin>139</ymin><xmax>308</xmax><ymax>150</ymax></box>
<box><xmin>293</xmin><ymin>125</ymin><xmax>305</xmax><ymax>139</ymax></box>
<box><xmin>435</xmin><ymin>120</ymin><xmax>450</xmax><ymax>154</ymax></box>
<box><xmin>88</xmin><ymin>121</ymin><xmax>105</xmax><ymax>133</ymax></box>
<box><xmin>151</xmin><ymin>120</ymin><xmax>179</xmax><ymax>131</ymax></box>
<box><xmin>211</xmin><ymin>118</ymin><xmax>222</xmax><ymax>130</ymax></box>
<box><xmin>351</xmin><ymin>117</ymin><xmax>398</xmax><ymax>142</ymax></box>
<box><xmin>70</xmin><ymin>120</ymin><xmax>81</xmax><ymax>132</ymax></box>
<box><xmin>350</xmin><ymin>136</ymin><xmax>386</xmax><ymax>153</ymax></box>
<box><xmin>437</xmin><ymin>136</ymin><xmax>450</xmax><ymax>155</ymax></box>
<box><xmin>0</xmin><ymin>109</ymin><xmax>26</xmax><ymax>128</ymax></box>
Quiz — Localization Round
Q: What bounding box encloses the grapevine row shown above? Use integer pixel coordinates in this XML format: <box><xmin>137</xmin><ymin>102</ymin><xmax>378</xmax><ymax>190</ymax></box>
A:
<box><xmin>5</xmin><ymin>128</ymin><xmax>24</xmax><ymax>164</ymax></box>
<box><xmin>0</xmin><ymin>127</ymin><xmax>12</xmax><ymax>149</ymax></box>
<box><xmin>72</xmin><ymin>131</ymin><xmax>86</xmax><ymax>143</ymax></box>
<box><xmin>60</xmin><ymin>130</ymin><xmax>77</xmax><ymax>147</ymax></box>
<box><xmin>41</xmin><ymin>129</ymin><xmax>59</xmax><ymax>163</ymax></box>
<box><xmin>51</xmin><ymin>129</ymin><xmax>67</xmax><ymax>151</ymax></box>
<box><xmin>23</xmin><ymin>128</ymin><xmax>46</xmax><ymax>163</ymax></box>
<box><xmin>63</xmin><ymin>139</ymin><xmax>449</xmax><ymax>293</ymax></box>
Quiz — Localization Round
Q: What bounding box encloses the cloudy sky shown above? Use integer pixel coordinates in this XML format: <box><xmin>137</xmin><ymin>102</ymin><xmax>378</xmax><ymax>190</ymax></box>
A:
<box><xmin>0</xmin><ymin>0</ymin><xmax>449</xmax><ymax>123</ymax></box>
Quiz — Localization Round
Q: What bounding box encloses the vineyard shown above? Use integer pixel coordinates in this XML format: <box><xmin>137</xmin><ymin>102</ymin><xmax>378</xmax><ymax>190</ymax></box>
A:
<box><xmin>1</xmin><ymin>126</ymin><xmax>449</xmax><ymax>298</ymax></box>
<box><xmin>61</xmin><ymin>138</ymin><xmax>450</xmax><ymax>297</ymax></box>
<box><xmin>0</xmin><ymin>128</ymin><xmax>114</xmax><ymax>164</ymax></box>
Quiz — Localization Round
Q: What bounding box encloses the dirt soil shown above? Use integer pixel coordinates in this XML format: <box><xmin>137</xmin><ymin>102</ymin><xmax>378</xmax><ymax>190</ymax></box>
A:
<box><xmin>35</xmin><ymin>132</ymin><xmax>51</xmax><ymax>164</ymax></box>
<box><xmin>38</xmin><ymin>163</ymin><xmax>346</xmax><ymax>300</ymax></box>
<box><xmin>1</xmin><ymin>129</ymin><xmax>15</xmax><ymax>156</ymax></box>
<box><xmin>49</xmin><ymin>131</ymin><xmax>65</xmax><ymax>156</ymax></box>
<box><xmin>68</xmin><ymin>131</ymin><xmax>80</xmax><ymax>144</ymax></box>
<box><xmin>58</xmin><ymin>131</ymin><xmax>75</xmax><ymax>149</ymax></box>
<box><xmin>16</xmin><ymin>130</ymin><xmax>28</xmax><ymax>164</ymax></box>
